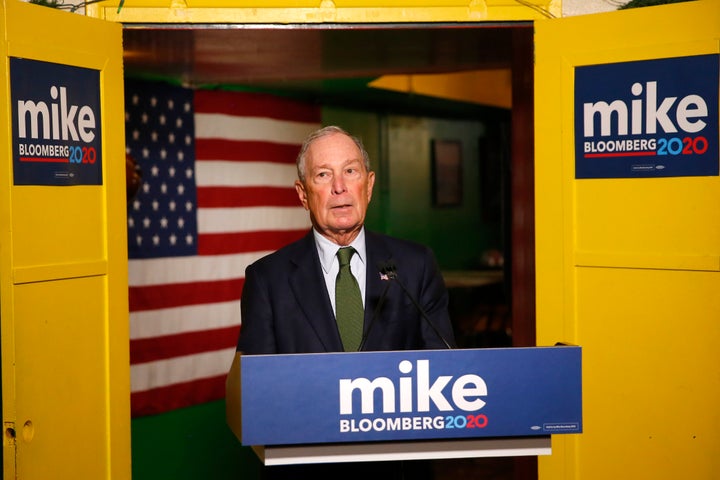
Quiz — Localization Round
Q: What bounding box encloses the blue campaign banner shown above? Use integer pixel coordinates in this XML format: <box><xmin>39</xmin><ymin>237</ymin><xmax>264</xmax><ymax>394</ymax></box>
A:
<box><xmin>240</xmin><ymin>346</ymin><xmax>582</xmax><ymax>446</ymax></box>
<box><xmin>574</xmin><ymin>54</ymin><xmax>719</xmax><ymax>179</ymax></box>
<box><xmin>11</xmin><ymin>58</ymin><xmax>103</xmax><ymax>186</ymax></box>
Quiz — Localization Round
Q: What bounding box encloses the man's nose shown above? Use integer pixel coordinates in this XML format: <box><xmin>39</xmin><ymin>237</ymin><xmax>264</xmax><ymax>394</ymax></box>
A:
<box><xmin>332</xmin><ymin>175</ymin><xmax>347</xmax><ymax>193</ymax></box>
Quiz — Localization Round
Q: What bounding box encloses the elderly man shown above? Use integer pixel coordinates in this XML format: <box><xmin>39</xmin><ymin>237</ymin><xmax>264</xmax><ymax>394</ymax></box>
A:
<box><xmin>234</xmin><ymin>125</ymin><xmax>455</xmax><ymax>479</ymax></box>
<box><xmin>237</xmin><ymin>125</ymin><xmax>455</xmax><ymax>355</ymax></box>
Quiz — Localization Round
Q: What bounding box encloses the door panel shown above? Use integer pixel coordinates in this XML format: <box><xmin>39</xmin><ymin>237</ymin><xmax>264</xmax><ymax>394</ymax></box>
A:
<box><xmin>0</xmin><ymin>2</ymin><xmax>130</xmax><ymax>478</ymax></box>
<box><xmin>534</xmin><ymin>2</ymin><xmax>720</xmax><ymax>479</ymax></box>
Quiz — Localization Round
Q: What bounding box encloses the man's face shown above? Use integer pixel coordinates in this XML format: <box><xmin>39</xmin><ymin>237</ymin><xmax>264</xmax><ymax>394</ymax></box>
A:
<box><xmin>295</xmin><ymin>132</ymin><xmax>375</xmax><ymax>245</ymax></box>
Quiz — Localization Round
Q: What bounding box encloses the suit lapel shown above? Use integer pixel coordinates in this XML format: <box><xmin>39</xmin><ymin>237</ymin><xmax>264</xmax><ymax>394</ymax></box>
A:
<box><xmin>288</xmin><ymin>233</ymin><xmax>343</xmax><ymax>350</ymax></box>
<box><xmin>364</xmin><ymin>231</ymin><xmax>394</xmax><ymax>325</ymax></box>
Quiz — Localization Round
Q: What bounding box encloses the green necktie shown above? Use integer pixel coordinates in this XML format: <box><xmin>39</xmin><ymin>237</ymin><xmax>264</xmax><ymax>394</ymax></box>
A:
<box><xmin>335</xmin><ymin>247</ymin><xmax>364</xmax><ymax>352</ymax></box>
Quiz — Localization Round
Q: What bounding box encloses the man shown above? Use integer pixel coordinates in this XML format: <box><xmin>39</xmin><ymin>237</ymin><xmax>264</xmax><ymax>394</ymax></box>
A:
<box><xmin>232</xmin><ymin>125</ymin><xmax>456</xmax><ymax>479</ymax></box>
<box><xmin>237</xmin><ymin>125</ymin><xmax>456</xmax><ymax>355</ymax></box>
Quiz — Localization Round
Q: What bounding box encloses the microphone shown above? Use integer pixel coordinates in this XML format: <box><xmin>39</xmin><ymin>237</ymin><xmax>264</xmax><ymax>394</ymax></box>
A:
<box><xmin>376</xmin><ymin>260</ymin><xmax>454</xmax><ymax>350</ymax></box>
<box><xmin>357</xmin><ymin>264</ymin><xmax>393</xmax><ymax>351</ymax></box>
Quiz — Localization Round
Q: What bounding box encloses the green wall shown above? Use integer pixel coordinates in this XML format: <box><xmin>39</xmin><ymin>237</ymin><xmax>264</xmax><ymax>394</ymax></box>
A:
<box><xmin>323</xmin><ymin>107</ymin><xmax>506</xmax><ymax>270</ymax></box>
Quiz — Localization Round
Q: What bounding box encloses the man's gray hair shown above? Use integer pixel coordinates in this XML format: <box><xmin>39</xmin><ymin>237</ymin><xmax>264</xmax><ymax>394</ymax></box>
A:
<box><xmin>296</xmin><ymin>125</ymin><xmax>371</xmax><ymax>182</ymax></box>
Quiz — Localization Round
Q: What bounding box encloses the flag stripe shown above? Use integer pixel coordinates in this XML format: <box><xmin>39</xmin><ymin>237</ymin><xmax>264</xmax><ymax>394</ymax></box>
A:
<box><xmin>195</xmin><ymin>114</ymin><xmax>317</xmax><ymax>145</ymax></box>
<box><xmin>131</xmin><ymin>347</ymin><xmax>237</xmax><ymax>392</ymax></box>
<box><xmin>196</xmin><ymin>161</ymin><xmax>297</xmax><ymax>188</ymax></box>
<box><xmin>199</xmin><ymin>229</ymin><xmax>309</xmax><ymax>256</ymax></box>
<box><xmin>130</xmin><ymin>301</ymin><xmax>241</xmax><ymax>340</ymax></box>
<box><xmin>128</xmin><ymin>252</ymin><xmax>268</xmax><ymax>286</ymax></box>
<box><xmin>193</xmin><ymin>89</ymin><xmax>321</xmax><ymax>123</ymax></box>
<box><xmin>197</xmin><ymin>186</ymin><xmax>300</xmax><ymax>208</ymax></box>
<box><xmin>129</xmin><ymin>278</ymin><xmax>244</xmax><ymax>312</ymax></box>
<box><xmin>199</xmin><ymin>206</ymin><xmax>311</xmax><ymax>233</ymax></box>
<box><xmin>130</xmin><ymin>325</ymin><xmax>240</xmax><ymax>364</ymax></box>
<box><xmin>195</xmin><ymin>138</ymin><xmax>300</xmax><ymax>163</ymax></box>
<box><xmin>130</xmin><ymin>374</ymin><xmax>229</xmax><ymax>417</ymax></box>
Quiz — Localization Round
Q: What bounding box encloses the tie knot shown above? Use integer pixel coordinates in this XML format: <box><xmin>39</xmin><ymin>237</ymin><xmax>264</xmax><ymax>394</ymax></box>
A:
<box><xmin>337</xmin><ymin>247</ymin><xmax>354</xmax><ymax>267</ymax></box>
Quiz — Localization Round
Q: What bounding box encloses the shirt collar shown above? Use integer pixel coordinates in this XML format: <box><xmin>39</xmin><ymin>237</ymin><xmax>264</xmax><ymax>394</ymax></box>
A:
<box><xmin>314</xmin><ymin>228</ymin><xmax>367</xmax><ymax>274</ymax></box>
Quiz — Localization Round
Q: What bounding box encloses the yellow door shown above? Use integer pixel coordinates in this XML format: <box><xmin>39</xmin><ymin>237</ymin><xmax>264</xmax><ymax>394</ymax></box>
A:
<box><xmin>535</xmin><ymin>1</ymin><xmax>720</xmax><ymax>479</ymax></box>
<box><xmin>0</xmin><ymin>1</ymin><xmax>130</xmax><ymax>479</ymax></box>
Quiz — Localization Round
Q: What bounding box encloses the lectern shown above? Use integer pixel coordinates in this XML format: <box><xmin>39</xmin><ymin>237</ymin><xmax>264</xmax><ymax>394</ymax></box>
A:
<box><xmin>226</xmin><ymin>346</ymin><xmax>581</xmax><ymax>465</ymax></box>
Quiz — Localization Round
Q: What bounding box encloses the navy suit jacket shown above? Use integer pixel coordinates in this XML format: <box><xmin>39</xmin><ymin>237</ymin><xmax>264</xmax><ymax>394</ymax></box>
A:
<box><xmin>237</xmin><ymin>229</ymin><xmax>456</xmax><ymax>354</ymax></box>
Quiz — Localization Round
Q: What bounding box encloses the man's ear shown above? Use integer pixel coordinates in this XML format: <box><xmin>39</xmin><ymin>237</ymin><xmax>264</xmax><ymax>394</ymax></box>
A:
<box><xmin>366</xmin><ymin>171</ymin><xmax>376</xmax><ymax>202</ymax></box>
<box><xmin>295</xmin><ymin>180</ymin><xmax>309</xmax><ymax>210</ymax></box>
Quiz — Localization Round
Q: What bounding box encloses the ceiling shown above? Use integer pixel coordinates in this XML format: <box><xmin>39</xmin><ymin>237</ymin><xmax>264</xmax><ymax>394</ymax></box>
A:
<box><xmin>122</xmin><ymin>23</ymin><xmax>530</xmax><ymax>113</ymax></box>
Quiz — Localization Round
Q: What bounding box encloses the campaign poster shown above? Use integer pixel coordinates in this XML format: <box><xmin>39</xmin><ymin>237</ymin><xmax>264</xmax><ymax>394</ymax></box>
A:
<box><xmin>575</xmin><ymin>54</ymin><xmax>719</xmax><ymax>179</ymax></box>
<box><xmin>11</xmin><ymin>58</ymin><xmax>103</xmax><ymax>186</ymax></box>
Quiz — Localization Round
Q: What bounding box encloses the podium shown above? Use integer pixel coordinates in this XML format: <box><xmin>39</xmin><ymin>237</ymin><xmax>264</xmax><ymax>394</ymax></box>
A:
<box><xmin>226</xmin><ymin>346</ymin><xmax>582</xmax><ymax>465</ymax></box>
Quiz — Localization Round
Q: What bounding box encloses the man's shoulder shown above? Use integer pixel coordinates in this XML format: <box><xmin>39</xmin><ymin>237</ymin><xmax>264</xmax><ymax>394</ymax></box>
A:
<box><xmin>249</xmin><ymin>231</ymin><xmax>313</xmax><ymax>269</ymax></box>
<box><xmin>365</xmin><ymin>230</ymin><xmax>433</xmax><ymax>258</ymax></box>
<box><xmin>366</xmin><ymin>230</ymin><xmax>429</xmax><ymax>249</ymax></box>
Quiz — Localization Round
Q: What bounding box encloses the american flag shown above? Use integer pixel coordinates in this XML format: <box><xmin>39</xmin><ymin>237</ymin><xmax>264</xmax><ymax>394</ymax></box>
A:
<box><xmin>125</xmin><ymin>79</ymin><xmax>320</xmax><ymax>416</ymax></box>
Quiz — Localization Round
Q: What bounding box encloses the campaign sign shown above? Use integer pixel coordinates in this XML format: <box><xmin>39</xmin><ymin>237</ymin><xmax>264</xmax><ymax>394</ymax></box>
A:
<box><xmin>575</xmin><ymin>54</ymin><xmax>719</xmax><ymax>179</ymax></box>
<box><xmin>240</xmin><ymin>346</ymin><xmax>582</xmax><ymax>446</ymax></box>
<box><xmin>11</xmin><ymin>58</ymin><xmax>103</xmax><ymax>186</ymax></box>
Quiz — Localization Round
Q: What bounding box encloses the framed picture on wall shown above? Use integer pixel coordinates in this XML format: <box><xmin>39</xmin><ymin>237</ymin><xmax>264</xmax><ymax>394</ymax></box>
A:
<box><xmin>431</xmin><ymin>139</ymin><xmax>463</xmax><ymax>206</ymax></box>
